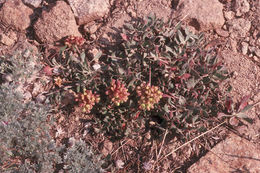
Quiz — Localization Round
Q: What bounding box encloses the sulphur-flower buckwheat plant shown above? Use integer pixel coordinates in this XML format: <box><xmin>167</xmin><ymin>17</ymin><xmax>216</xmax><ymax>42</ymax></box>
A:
<box><xmin>106</xmin><ymin>79</ymin><xmax>130</xmax><ymax>106</ymax></box>
<box><xmin>65</xmin><ymin>35</ymin><xmax>85</xmax><ymax>47</ymax></box>
<box><xmin>136</xmin><ymin>82</ymin><xmax>163</xmax><ymax>111</ymax></box>
<box><xmin>75</xmin><ymin>89</ymin><xmax>100</xmax><ymax>113</ymax></box>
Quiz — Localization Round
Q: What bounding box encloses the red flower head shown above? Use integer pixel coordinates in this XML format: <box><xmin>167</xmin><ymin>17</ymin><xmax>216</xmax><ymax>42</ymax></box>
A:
<box><xmin>136</xmin><ymin>82</ymin><xmax>163</xmax><ymax>111</ymax></box>
<box><xmin>75</xmin><ymin>89</ymin><xmax>100</xmax><ymax>113</ymax></box>
<box><xmin>106</xmin><ymin>79</ymin><xmax>130</xmax><ymax>106</ymax></box>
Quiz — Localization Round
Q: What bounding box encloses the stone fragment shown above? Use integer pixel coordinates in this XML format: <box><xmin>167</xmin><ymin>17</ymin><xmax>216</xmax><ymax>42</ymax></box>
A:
<box><xmin>228</xmin><ymin>18</ymin><xmax>251</xmax><ymax>38</ymax></box>
<box><xmin>224</xmin><ymin>11</ymin><xmax>234</xmax><ymax>20</ymax></box>
<box><xmin>215</xmin><ymin>29</ymin><xmax>229</xmax><ymax>37</ymax></box>
<box><xmin>34</xmin><ymin>1</ymin><xmax>81</xmax><ymax>44</ymax></box>
<box><xmin>188</xmin><ymin>133</ymin><xmax>260</xmax><ymax>173</ymax></box>
<box><xmin>23</xmin><ymin>0</ymin><xmax>42</xmax><ymax>8</ymax></box>
<box><xmin>253</xmin><ymin>56</ymin><xmax>259</xmax><ymax>62</ymax></box>
<box><xmin>83</xmin><ymin>21</ymin><xmax>99</xmax><ymax>34</ymax></box>
<box><xmin>176</xmin><ymin>0</ymin><xmax>225</xmax><ymax>31</ymax></box>
<box><xmin>241</xmin><ymin>42</ymin><xmax>248</xmax><ymax>55</ymax></box>
<box><xmin>234</xmin><ymin>0</ymin><xmax>250</xmax><ymax>16</ymax></box>
<box><xmin>229</xmin><ymin>39</ymin><xmax>238</xmax><ymax>53</ymax></box>
<box><xmin>255</xmin><ymin>48</ymin><xmax>260</xmax><ymax>57</ymax></box>
<box><xmin>0</xmin><ymin>33</ymin><xmax>15</xmax><ymax>46</ymax></box>
<box><xmin>68</xmin><ymin>0</ymin><xmax>110</xmax><ymax>25</ymax></box>
<box><xmin>0</xmin><ymin>0</ymin><xmax>33</xmax><ymax>31</ymax></box>
<box><xmin>36</xmin><ymin>94</ymin><xmax>46</xmax><ymax>103</ymax></box>
<box><xmin>0</xmin><ymin>0</ymin><xmax>6</xmax><ymax>4</ymax></box>
<box><xmin>257</xmin><ymin>38</ymin><xmax>260</xmax><ymax>47</ymax></box>
<box><xmin>248</xmin><ymin>46</ymin><xmax>255</xmax><ymax>53</ymax></box>
<box><xmin>249</xmin><ymin>37</ymin><xmax>255</xmax><ymax>46</ymax></box>
<box><xmin>101</xmin><ymin>140</ymin><xmax>113</xmax><ymax>156</ymax></box>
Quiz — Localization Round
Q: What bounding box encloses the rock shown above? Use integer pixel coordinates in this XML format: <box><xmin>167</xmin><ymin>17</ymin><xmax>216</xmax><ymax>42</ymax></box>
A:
<box><xmin>83</xmin><ymin>21</ymin><xmax>99</xmax><ymax>34</ymax></box>
<box><xmin>224</xmin><ymin>11</ymin><xmax>234</xmax><ymax>20</ymax></box>
<box><xmin>23</xmin><ymin>0</ymin><xmax>42</xmax><ymax>8</ymax></box>
<box><xmin>249</xmin><ymin>38</ymin><xmax>255</xmax><ymax>46</ymax></box>
<box><xmin>0</xmin><ymin>0</ymin><xmax>33</xmax><ymax>31</ymax></box>
<box><xmin>176</xmin><ymin>0</ymin><xmax>225</xmax><ymax>31</ymax></box>
<box><xmin>101</xmin><ymin>140</ymin><xmax>113</xmax><ymax>156</ymax></box>
<box><xmin>241</xmin><ymin>42</ymin><xmax>248</xmax><ymax>55</ymax></box>
<box><xmin>0</xmin><ymin>33</ymin><xmax>15</xmax><ymax>46</ymax></box>
<box><xmin>228</xmin><ymin>18</ymin><xmax>251</xmax><ymax>38</ymax></box>
<box><xmin>244</xmin><ymin>37</ymin><xmax>249</xmax><ymax>42</ymax></box>
<box><xmin>68</xmin><ymin>0</ymin><xmax>110</xmax><ymax>25</ymax></box>
<box><xmin>0</xmin><ymin>0</ymin><xmax>6</xmax><ymax>4</ymax></box>
<box><xmin>36</xmin><ymin>94</ymin><xmax>46</xmax><ymax>103</ymax></box>
<box><xmin>188</xmin><ymin>133</ymin><xmax>260</xmax><ymax>173</ymax></box>
<box><xmin>255</xmin><ymin>48</ymin><xmax>260</xmax><ymax>58</ymax></box>
<box><xmin>215</xmin><ymin>29</ymin><xmax>229</xmax><ymax>37</ymax></box>
<box><xmin>229</xmin><ymin>39</ymin><xmax>238</xmax><ymax>53</ymax></box>
<box><xmin>248</xmin><ymin>46</ymin><xmax>255</xmax><ymax>53</ymax></box>
<box><xmin>136</xmin><ymin>0</ymin><xmax>172</xmax><ymax>21</ymax></box>
<box><xmin>257</xmin><ymin>38</ymin><xmax>260</xmax><ymax>47</ymax></box>
<box><xmin>34</xmin><ymin>1</ymin><xmax>81</xmax><ymax>44</ymax></box>
<box><xmin>234</xmin><ymin>0</ymin><xmax>250</xmax><ymax>17</ymax></box>
<box><xmin>253</xmin><ymin>56</ymin><xmax>259</xmax><ymax>62</ymax></box>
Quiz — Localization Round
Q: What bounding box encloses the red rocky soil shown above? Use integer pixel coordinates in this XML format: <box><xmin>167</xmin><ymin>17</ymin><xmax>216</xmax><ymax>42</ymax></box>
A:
<box><xmin>0</xmin><ymin>0</ymin><xmax>259</xmax><ymax>172</ymax></box>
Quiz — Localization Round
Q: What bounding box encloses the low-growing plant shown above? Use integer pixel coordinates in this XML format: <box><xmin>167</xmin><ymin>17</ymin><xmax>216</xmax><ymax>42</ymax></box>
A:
<box><xmin>100</xmin><ymin>13</ymin><xmax>232</xmax><ymax>138</ymax></box>
<box><xmin>45</xmin><ymin>14</ymin><xmax>253</xmax><ymax>142</ymax></box>
<box><xmin>0</xmin><ymin>50</ymin><xmax>104</xmax><ymax>172</ymax></box>
<box><xmin>63</xmin><ymin>139</ymin><xmax>103</xmax><ymax>173</ymax></box>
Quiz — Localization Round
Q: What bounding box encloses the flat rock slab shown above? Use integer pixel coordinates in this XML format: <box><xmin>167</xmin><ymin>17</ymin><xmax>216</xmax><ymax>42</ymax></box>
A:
<box><xmin>34</xmin><ymin>1</ymin><xmax>81</xmax><ymax>44</ymax></box>
<box><xmin>0</xmin><ymin>0</ymin><xmax>33</xmax><ymax>31</ymax></box>
<box><xmin>176</xmin><ymin>0</ymin><xmax>225</xmax><ymax>31</ymax></box>
<box><xmin>68</xmin><ymin>0</ymin><xmax>110</xmax><ymax>25</ymax></box>
<box><xmin>188</xmin><ymin>133</ymin><xmax>260</xmax><ymax>173</ymax></box>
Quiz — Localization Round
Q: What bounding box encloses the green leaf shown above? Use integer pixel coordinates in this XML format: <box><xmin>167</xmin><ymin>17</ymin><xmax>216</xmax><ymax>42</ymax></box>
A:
<box><xmin>177</xmin><ymin>30</ymin><xmax>185</xmax><ymax>44</ymax></box>
<box><xmin>240</xmin><ymin>104</ymin><xmax>254</xmax><ymax>113</ymax></box>
<box><xmin>59</xmin><ymin>46</ymin><xmax>67</xmax><ymax>53</ymax></box>
<box><xmin>242</xmin><ymin>117</ymin><xmax>254</xmax><ymax>124</ymax></box>
<box><xmin>124</xmin><ymin>23</ymin><xmax>134</xmax><ymax>30</ymax></box>
<box><xmin>236</xmin><ymin>112</ymin><xmax>248</xmax><ymax>119</ymax></box>
<box><xmin>213</xmin><ymin>72</ymin><xmax>227</xmax><ymax>80</ymax></box>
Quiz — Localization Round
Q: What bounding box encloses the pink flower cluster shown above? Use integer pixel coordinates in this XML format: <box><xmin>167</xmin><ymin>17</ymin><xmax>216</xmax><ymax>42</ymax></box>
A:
<box><xmin>136</xmin><ymin>82</ymin><xmax>163</xmax><ymax>111</ymax></box>
<box><xmin>75</xmin><ymin>89</ymin><xmax>100</xmax><ymax>113</ymax></box>
<box><xmin>106</xmin><ymin>79</ymin><xmax>130</xmax><ymax>106</ymax></box>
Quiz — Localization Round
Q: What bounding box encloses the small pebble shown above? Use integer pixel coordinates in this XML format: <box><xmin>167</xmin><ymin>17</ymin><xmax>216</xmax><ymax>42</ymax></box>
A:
<box><xmin>215</xmin><ymin>29</ymin><xmax>229</xmax><ymax>37</ymax></box>
<box><xmin>0</xmin><ymin>33</ymin><xmax>15</xmax><ymax>46</ymax></box>
<box><xmin>224</xmin><ymin>11</ymin><xmax>234</xmax><ymax>20</ymax></box>
<box><xmin>241</xmin><ymin>42</ymin><xmax>248</xmax><ymax>55</ymax></box>
<box><xmin>36</xmin><ymin>94</ymin><xmax>46</xmax><ymax>103</ymax></box>
<box><xmin>255</xmin><ymin>48</ymin><xmax>260</xmax><ymax>57</ymax></box>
